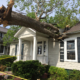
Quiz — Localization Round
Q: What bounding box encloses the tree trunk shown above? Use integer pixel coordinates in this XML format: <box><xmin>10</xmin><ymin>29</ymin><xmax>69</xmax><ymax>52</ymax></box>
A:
<box><xmin>0</xmin><ymin>0</ymin><xmax>59</xmax><ymax>38</ymax></box>
<box><xmin>7</xmin><ymin>11</ymin><xmax>58</xmax><ymax>38</ymax></box>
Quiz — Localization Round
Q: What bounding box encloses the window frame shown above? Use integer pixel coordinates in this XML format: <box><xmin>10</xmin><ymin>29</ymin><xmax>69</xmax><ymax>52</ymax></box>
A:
<box><xmin>37</xmin><ymin>40</ymin><xmax>48</xmax><ymax>56</ymax></box>
<box><xmin>0</xmin><ymin>44</ymin><xmax>4</xmax><ymax>54</ymax></box>
<box><xmin>64</xmin><ymin>37</ymin><xmax>78</xmax><ymax>62</ymax></box>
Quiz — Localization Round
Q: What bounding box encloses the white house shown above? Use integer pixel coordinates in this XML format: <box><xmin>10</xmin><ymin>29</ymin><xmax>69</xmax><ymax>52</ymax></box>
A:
<box><xmin>10</xmin><ymin>22</ymin><xmax>80</xmax><ymax>70</ymax></box>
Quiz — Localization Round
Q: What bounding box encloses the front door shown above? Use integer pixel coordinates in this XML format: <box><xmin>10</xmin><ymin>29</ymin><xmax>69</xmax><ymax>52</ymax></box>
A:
<box><xmin>37</xmin><ymin>40</ymin><xmax>48</xmax><ymax>64</ymax></box>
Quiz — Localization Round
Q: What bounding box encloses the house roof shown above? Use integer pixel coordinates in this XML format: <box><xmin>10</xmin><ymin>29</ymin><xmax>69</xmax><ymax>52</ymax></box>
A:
<box><xmin>66</xmin><ymin>22</ymin><xmax>80</xmax><ymax>34</ymax></box>
<box><xmin>0</xmin><ymin>27</ymin><xmax>7</xmax><ymax>33</ymax></box>
<box><xmin>14</xmin><ymin>27</ymin><xmax>36</xmax><ymax>37</ymax></box>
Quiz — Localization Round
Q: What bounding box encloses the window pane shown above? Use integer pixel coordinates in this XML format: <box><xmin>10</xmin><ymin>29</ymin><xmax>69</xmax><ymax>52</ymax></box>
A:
<box><xmin>60</xmin><ymin>41</ymin><xmax>64</xmax><ymax>47</ymax></box>
<box><xmin>0</xmin><ymin>45</ymin><xmax>4</xmax><ymax>53</ymax></box>
<box><xmin>67</xmin><ymin>51</ymin><xmax>75</xmax><ymax>60</ymax></box>
<box><xmin>0</xmin><ymin>33</ymin><xmax>2</xmax><ymax>37</ymax></box>
<box><xmin>44</xmin><ymin>41</ymin><xmax>46</xmax><ymax>52</ymax></box>
<box><xmin>67</xmin><ymin>40</ymin><xmax>75</xmax><ymax>49</ymax></box>
<box><xmin>60</xmin><ymin>49</ymin><xmax>64</xmax><ymax>52</ymax></box>
<box><xmin>37</xmin><ymin>41</ymin><xmax>42</xmax><ymax>44</ymax></box>
<box><xmin>37</xmin><ymin>45</ymin><xmax>42</xmax><ymax>54</ymax></box>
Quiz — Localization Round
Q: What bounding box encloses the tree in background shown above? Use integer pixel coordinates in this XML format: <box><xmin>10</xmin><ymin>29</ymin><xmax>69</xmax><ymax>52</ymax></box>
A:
<box><xmin>12</xmin><ymin>0</ymin><xmax>80</xmax><ymax>21</ymax></box>
<box><xmin>45</xmin><ymin>7</ymin><xmax>79</xmax><ymax>28</ymax></box>
<box><xmin>3</xmin><ymin>26</ymin><xmax>21</xmax><ymax>46</ymax></box>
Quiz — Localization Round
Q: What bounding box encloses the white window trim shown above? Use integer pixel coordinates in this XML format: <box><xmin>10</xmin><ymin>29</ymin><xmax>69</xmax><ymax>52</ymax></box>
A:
<box><xmin>37</xmin><ymin>42</ymin><xmax>43</xmax><ymax>56</ymax></box>
<box><xmin>64</xmin><ymin>37</ymin><xmax>78</xmax><ymax>62</ymax></box>
<box><xmin>37</xmin><ymin>40</ymin><xmax>48</xmax><ymax>56</ymax></box>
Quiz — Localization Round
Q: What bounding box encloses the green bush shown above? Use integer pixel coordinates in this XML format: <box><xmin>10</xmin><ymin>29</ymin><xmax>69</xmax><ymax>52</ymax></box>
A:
<box><xmin>44</xmin><ymin>65</ymin><xmax>50</xmax><ymax>73</ymax></box>
<box><xmin>12</xmin><ymin>60</ymin><xmax>45</xmax><ymax>80</ymax></box>
<box><xmin>48</xmin><ymin>66</ymin><xmax>68</xmax><ymax>80</ymax></box>
<box><xmin>68</xmin><ymin>69</ymin><xmax>80</xmax><ymax>80</ymax></box>
<box><xmin>0</xmin><ymin>55</ymin><xmax>17</xmax><ymax>67</ymax></box>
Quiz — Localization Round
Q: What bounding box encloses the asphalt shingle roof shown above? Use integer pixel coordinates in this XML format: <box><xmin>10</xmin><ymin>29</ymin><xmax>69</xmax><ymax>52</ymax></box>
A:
<box><xmin>0</xmin><ymin>27</ymin><xmax>7</xmax><ymax>33</ymax></box>
<box><xmin>66</xmin><ymin>22</ymin><xmax>80</xmax><ymax>34</ymax></box>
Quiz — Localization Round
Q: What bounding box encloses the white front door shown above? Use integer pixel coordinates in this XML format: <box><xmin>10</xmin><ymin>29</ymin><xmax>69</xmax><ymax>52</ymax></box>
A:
<box><xmin>37</xmin><ymin>40</ymin><xmax>48</xmax><ymax>64</ymax></box>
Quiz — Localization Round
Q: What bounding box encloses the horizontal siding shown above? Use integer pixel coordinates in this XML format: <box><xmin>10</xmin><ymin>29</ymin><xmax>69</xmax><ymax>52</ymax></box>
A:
<box><xmin>48</xmin><ymin>38</ymin><xmax>80</xmax><ymax>70</ymax></box>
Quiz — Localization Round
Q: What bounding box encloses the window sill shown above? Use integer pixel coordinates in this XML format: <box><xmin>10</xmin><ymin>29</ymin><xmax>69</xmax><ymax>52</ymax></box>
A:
<box><xmin>37</xmin><ymin>54</ymin><xmax>43</xmax><ymax>56</ymax></box>
<box><xmin>64</xmin><ymin>60</ymin><xmax>78</xmax><ymax>62</ymax></box>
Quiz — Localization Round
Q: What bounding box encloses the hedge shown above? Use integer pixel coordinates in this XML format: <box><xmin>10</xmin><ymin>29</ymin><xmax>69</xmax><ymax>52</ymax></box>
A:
<box><xmin>0</xmin><ymin>55</ymin><xmax>17</xmax><ymax>67</ymax></box>
<box><xmin>12</xmin><ymin>60</ymin><xmax>45</xmax><ymax>80</ymax></box>
<box><xmin>48</xmin><ymin>66</ymin><xmax>68</xmax><ymax>80</ymax></box>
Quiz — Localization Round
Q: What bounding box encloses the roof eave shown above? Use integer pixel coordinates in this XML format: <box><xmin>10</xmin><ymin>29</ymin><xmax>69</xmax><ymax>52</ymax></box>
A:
<box><xmin>66</xmin><ymin>30</ymin><xmax>80</xmax><ymax>35</ymax></box>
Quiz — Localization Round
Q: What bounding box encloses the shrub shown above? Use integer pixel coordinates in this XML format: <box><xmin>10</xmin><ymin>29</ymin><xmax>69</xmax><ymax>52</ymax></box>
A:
<box><xmin>0</xmin><ymin>55</ymin><xmax>17</xmax><ymax>67</ymax></box>
<box><xmin>48</xmin><ymin>66</ymin><xmax>68</xmax><ymax>80</ymax></box>
<box><xmin>44</xmin><ymin>65</ymin><xmax>50</xmax><ymax>73</ymax></box>
<box><xmin>68</xmin><ymin>69</ymin><xmax>80</xmax><ymax>80</ymax></box>
<box><xmin>12</xmin><ymin>60</ymin><xmax>45</xmax><ymax>80</ymax></box>
<box><xmin>0</xmin><ymin>65</ymin><xmax>7</xmax><ymax>71</ymax></box>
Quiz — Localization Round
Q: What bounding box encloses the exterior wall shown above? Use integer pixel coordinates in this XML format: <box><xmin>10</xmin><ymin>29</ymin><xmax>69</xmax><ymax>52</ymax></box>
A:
<box><xmin>23</xmin><ymin>41</ymin><xmax>31</xmax><ymax>61</ymax></box>
<box><xmin>48</xmin><ymin>33</ymin><xmax>80</xmax><ymax>70</ymax></box>
<box><xmin>48</xmin><ymin>38</ymin><xmax>60</xmax><ymax>66</ymax></box>
<box><xmin>10</xmin><ymin>40</ymin><xmax>48</xmax><ymax>64</ymax></box>
<box><xmin>10</xmin><ymin>41</ymin><xmax>32</xmax><ymax>61</ymax></box>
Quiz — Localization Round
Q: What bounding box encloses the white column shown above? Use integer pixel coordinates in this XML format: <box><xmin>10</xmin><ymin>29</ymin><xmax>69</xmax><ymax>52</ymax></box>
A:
<box><xmin>30</xmin><ymin>41</ymin><xmax>33</xmax><ymax>60</ymax></box>
<box><xmin>17</xmin><ymin>38</ymin><xmax>22</xmax><ymax>61</ymax></box>
<box><xmin>33</xmin><ymin>36</ymin><xmax>37</xmax><ymax>60</ymax></box>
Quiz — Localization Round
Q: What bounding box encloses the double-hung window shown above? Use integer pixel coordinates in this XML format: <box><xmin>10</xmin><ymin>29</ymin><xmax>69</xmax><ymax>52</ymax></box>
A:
<box><xmin>37</xmin><ymin>41</ymin><xmax>43</xmax><ymax>55</ymax></box>
<box><xmin>37</xmin><ymin>41</ymin><xmax>48</xmax><ymax>55</ymax></box>
<box><xmin>67</xmin><ymin>40</ymin><xmax>75</xmax><ymax>60</ymax></box>
<box><xmin>64</xmin><ymin>38</ymin><xmax>77</xmax><ymax>62</ymax></box>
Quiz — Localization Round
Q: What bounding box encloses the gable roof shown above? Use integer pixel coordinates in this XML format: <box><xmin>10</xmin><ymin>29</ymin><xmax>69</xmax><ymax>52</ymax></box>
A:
<box><xmin>14</xmin><ymin>27</ymin><xmax>36</xmax><ymax>37</ymax></box>
<box><xmin>0</xmin><ymin>27</ymin><xmax>7</xmax><ymax>33</ymax></box>
<box><xmin>66</xmin><ymin>22</ymin><xmax>80</xmax><ymax>34</ymax></box>
<box><xmin>14</xmin><ymin>27</ymin><xmax>49</xmax><ymax>38</ymax></box>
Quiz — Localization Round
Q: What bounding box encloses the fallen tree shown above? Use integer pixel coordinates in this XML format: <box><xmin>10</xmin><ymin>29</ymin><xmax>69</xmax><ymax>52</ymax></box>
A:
<box><xmin>0</xmin><ymin>0</ymin><xmax>59</xmax><ymax>38</ymax></box>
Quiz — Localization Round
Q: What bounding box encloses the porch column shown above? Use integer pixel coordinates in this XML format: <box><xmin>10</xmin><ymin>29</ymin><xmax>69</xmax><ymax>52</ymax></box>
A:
<box><xmin>17</xmin><ymin>38</ymin><xmax>22</xmax><ymax>61</ymax></box>
<box><xmin>33</xmin><ymin>36</ymin><xmax>37</xmax><ymax>60</ymax></box>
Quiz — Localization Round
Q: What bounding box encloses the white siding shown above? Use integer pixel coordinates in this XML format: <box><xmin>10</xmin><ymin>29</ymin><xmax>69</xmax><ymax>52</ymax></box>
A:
<box><xmin>48</xmin><ymin>33</ymin><xmax>80</xmax><ymax>70</ymax></box>
<box><xmin>10</xmin><ymin>41</ymin><xmax>32</xmax><ymax>61</ymax></box>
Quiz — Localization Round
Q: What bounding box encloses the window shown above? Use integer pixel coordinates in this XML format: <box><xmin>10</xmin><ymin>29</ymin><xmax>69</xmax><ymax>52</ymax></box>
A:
<box><xmin>37</xmin><ymin>41</ymin><xmax>42</xmax><ymax>54</ymax></box>
<box><xmin>67</xmin><ymin>41</ymin><xmax>75</xmax><ymax>60</ymax></box>
<box><xmin>2</xmin><ymin>33</ymin><xmax>4</xmax><ymax>38</ymax></box>
<box><xmin>0</xmin><ymin>45</ymin><xmax>4</xmax><ymax>53</ymax></box>
<box><xmin>44</xmin><ymin>41</ymin><xmax>46</xmax><ymax>53</ymax></box>
<box><xmin>37</xmin><ymin>41</ymin><xmax>47</xmax><ymax>55</ymax></box>
<box><xmin>64</xmin><ymin>38</ymin><xmax>77</xmax><ymax>62</ymax></box>
<box><xmin>0</xmin><ymin>33</ymin><xmax>2</xmax><ymax>38</ymax></box>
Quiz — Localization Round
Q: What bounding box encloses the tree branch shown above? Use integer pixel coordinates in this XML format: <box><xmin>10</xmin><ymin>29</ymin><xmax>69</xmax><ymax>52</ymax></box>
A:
<box><xmin>0</xmin><ymin>0</ymin><xmax>59</xmax><ymax>38</ymax></box>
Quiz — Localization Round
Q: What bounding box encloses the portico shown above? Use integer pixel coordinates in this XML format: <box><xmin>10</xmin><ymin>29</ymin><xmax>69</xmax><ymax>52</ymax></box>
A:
<box><xmin>13</xmin><ymin>27</ymin><xmax>49</xmax><ymax>64</ymax></box>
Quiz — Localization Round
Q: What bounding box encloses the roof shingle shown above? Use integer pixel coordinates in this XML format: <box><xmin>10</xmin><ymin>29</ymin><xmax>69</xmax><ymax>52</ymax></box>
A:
<box><xmin>66</xmin><ymin>22</ymin><xmax>80</xmax><ymax>34</ymax></box>
<box><xmin>0</xmin><ymin>27</ymin><xmax>7</xmax><ymax>33</ymax></box>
